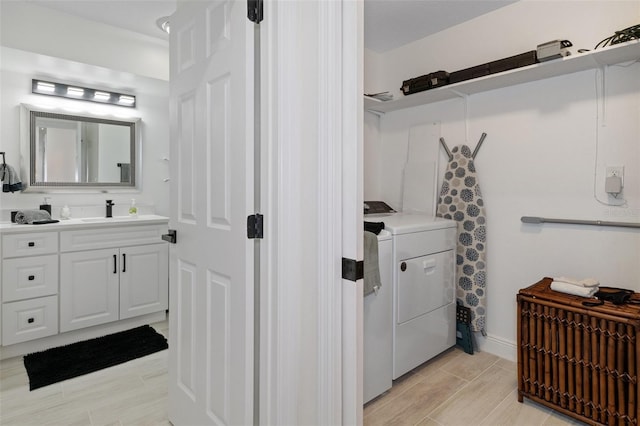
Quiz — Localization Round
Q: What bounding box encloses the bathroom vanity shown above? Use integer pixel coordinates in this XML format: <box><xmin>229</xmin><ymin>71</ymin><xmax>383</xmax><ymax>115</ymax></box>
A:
<box><xmin>0</xmin><ymin>215</ymin><xmax>169</xmax><ymax>359</ymax></box>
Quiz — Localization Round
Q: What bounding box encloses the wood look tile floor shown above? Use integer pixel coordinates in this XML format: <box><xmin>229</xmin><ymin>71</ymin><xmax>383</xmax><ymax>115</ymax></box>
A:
<box><xmin>364</xmin><ymin>348</ymin><xmax>582</xmax><ymax>426</ymax></box>
<box><xmin>0</xmin><ymin>321</ymin><xmax>170</xmax><ymax>426</ymax></box>
<box><xmin>1</xmin><ymin>324</ymin><xmax>581</xmax><ymax>426</ymax></box>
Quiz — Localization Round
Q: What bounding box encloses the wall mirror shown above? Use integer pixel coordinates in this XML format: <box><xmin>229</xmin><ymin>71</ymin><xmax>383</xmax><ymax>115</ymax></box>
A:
<box><xmin>21</xmin><ymin>105</ymin><xmax>140</xmax><ymax>190</ymax></box>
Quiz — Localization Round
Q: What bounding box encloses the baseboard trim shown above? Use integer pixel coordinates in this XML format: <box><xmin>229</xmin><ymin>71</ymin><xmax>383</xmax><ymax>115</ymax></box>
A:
<box><xmin>475</xmin><ymin>332</ymin><xmax>517</xmax><ymax>362</ymax></box>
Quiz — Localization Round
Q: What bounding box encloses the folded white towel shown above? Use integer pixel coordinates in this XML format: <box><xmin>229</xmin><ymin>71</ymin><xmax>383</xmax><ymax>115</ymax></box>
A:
<box><xmin>14</xmin><ymin>209</ymin><xmax>52</xmax><ymax>224</ymax></box>
<box><xmin>551</xmin><ymin>281</ymin><xmax>599</xmax><ymax>297</ymax></box>
<box><xmin>554</xmin><ymin>276</ymin><xmax>600</xmax><ymax>287</ymax></box>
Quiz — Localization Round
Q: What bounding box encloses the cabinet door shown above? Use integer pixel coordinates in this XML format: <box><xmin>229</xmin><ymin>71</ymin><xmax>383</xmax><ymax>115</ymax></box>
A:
<box><xmin>119</xmin><ymin>244</ymin><xmax>168</xmax><ymax>319</ymax></box>
<box><xmin>60</xmin><ymin>249</ymin><xmax>120</xmax><ymax>332</ymax></box>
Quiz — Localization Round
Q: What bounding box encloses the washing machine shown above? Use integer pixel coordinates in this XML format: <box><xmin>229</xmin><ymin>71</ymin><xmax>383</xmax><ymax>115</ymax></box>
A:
<box><xmin>381</xmin><ymin>213</ymin><xmax>457</xmax><ymax>379</ymax></box>
<box><xmin>363</xmin><ymin>229</ymin><xmax>393</xmax><ymax>403</ymax></box>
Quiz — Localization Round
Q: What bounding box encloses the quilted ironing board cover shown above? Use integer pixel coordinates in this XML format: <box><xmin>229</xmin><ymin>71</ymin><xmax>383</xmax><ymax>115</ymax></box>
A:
<box><xmin>437</xmin><ymin>145</ymin><xmax>486</xmax><ymax>332</ymax></box>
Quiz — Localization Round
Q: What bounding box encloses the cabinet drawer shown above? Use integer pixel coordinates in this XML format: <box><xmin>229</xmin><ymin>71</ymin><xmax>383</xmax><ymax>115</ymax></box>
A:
<box><xmin>2</xmin><ymin>296</ymin><xmax>58</xmax><ymax>346</ymax></box>
<box><xmin>2</xmin><ymin>232</ymin><xmax>59</xmax><ymax>258</ymax></box>
<box><xmin>2</xmin><ymin>255</ymin><xmax>59</xmax><ymax>302</ymax></box>
<box><xmin>60</xmin><ymin>225</ymin><xmax>165</xmax><ymax>252</ymax></box>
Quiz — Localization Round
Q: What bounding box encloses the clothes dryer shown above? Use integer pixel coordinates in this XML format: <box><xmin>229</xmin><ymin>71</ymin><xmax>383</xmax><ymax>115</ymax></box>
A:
<box><xmin>377</xmin><ymin>213</ymin><xmax>457</xmax><ymax>379</ymax></box>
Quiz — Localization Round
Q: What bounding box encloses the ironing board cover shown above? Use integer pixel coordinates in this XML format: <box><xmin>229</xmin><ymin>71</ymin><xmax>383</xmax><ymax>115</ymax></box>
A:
<box><xmin>437</xmin><ymin>145</ymin><xmax>486</xmax><ymax>332</ymax></box>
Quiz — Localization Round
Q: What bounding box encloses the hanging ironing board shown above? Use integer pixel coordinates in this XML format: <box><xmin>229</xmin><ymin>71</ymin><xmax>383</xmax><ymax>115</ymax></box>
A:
<box><xmin>437</xmin><ymin>142</ymin><xmax>487</xmax><ymax>333</ymax></box>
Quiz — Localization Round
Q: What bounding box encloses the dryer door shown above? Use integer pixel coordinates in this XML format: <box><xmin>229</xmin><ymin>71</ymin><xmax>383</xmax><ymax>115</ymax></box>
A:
<box><xmin>396</xmin><ymin>250</ymin><xmax>454</xmax><ymax>324</ymax></box>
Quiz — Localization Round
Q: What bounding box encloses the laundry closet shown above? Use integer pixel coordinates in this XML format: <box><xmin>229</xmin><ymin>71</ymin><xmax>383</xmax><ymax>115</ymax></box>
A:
<box><xmin>361</xmin><ymin>0</ymin><xmax>640</xmax><ymax>404</ymax></box>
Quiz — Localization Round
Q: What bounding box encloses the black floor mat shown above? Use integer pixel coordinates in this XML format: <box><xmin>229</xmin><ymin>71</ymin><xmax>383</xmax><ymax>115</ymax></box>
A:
<box><xmin>23</xmin><ymin>325</ymin><xmax>168</xmax><ymax>391</ymax></box>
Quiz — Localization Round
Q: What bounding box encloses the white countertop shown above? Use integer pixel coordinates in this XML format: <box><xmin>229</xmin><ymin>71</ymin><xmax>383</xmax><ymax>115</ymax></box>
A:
<box><xmin>0</xmin><ymin>215</ymin><xmax>169</xmax><ymax>234</ymax></box>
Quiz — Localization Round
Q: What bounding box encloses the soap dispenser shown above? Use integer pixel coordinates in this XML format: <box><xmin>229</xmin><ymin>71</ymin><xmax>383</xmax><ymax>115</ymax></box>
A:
<box><xmin>128</xmin><ymin>198</ymin><xmax>138</xmax><ymax>217</ymax></box>
<box><xmin>39</xmin><ymin>197</ymin><xmax>52</xmax><ymax>215</ymax></box>
<box><xmin>60</xmin><ymin>205</ymin><xmax>71</xmax><ymax>220</ymax></box>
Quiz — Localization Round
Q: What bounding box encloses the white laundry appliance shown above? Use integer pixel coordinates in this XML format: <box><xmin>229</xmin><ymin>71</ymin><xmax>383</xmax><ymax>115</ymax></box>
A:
<box><xmin>363</xmin><ymin>229</ymin><xmax>392</xmax><ymax>403</ymax></box>
<box><xmin>381</xmin><ymin>213</ymin><xmax>457</xmax><ymax>379</ymax></box>
<box><xmin>363</xmin><ymin>124</ymin><xmax>456</xmax><ymax>400</ymax></box>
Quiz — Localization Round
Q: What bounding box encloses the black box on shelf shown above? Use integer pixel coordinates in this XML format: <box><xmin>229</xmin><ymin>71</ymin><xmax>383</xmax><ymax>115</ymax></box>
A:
<box><xmin>400</xmin><ymin>70</ymin><xmax>450</xmax><ymax>95</ymax></box>
<box><xmin>450</xmin><ymin>51</ymin><xmax>538</xmax><ymax>84</ymax></box>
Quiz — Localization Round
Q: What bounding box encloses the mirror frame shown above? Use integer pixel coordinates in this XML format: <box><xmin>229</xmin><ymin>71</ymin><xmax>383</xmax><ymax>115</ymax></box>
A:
<box><xmin>20</xmin><ymin>104</ymin><xmax>141</xmax><ymax>192</ymax></box>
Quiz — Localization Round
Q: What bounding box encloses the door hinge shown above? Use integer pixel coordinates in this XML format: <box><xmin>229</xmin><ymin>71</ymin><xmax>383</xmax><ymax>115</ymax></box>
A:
<box><xmin>247</xmin><ymin>214</ymin><xmax>264</xmax><ymax>239</ymax></box>
<box><xmin>248</xmin><ymin>0</ymin><xmax>263</xmax><ymax>23</ymax></box>
<box><xmin>342</xmin><ymin>257</ymin><xmax>364</xmax><ymax>282</ymax></box>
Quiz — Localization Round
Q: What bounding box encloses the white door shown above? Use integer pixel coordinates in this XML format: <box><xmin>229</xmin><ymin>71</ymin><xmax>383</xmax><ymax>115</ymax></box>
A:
<box><xmin>119</xmin><ymin>244</ymin><xmax>169</xmax><ymax>320</ymax></box>
<box><xmin>59</xmin><ymin>249</ymin><xmax>119</xmax><ymax>332</ymax></box>
<box><xmin>168</xmin><ymin>1</ymin><xmax>255</xmax><ymax>425</ymax></box>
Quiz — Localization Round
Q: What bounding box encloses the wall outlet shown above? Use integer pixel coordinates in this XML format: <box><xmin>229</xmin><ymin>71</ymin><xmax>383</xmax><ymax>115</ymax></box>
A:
<box><xmin>605</xmin><ymin>166</ymin><xmax>624</xmax><ymax>195</ymax></box>
<box><xmin>606</xmin><ymin>166</ymin><xmax>624</xmax><ymax>181</ymax></box>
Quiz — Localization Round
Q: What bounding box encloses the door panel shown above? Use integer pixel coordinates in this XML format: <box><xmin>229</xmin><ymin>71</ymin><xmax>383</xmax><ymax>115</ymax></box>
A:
<box><xmin>168</xmin><ymin>1</ymin><xmax>254</xmax><ymax>424</ymax></box>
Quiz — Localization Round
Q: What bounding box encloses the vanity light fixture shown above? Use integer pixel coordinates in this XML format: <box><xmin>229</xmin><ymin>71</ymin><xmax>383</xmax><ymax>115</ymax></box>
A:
<box><xmin>93</xmin><ymin>91</ymin><xmax>111</xmax><ymax>102</ymax></box>
<box><xmin>118</xmin><ymin>95</ymin><xmax>136</xmax><ymax>106</ymax></box>
<box><xmin>36</xmin><ymin>81</ymin><xmax>56</xmax><ymax>93</ymax></box>
<box><xmin>31</xmin><ymin>79</ymin><xmax>136</xmax><ymax>108</ymax></box>
<box><xmin>66</xmin><ymin>87</ymin><xmax>85</xmax><ymax>97</ymax></box>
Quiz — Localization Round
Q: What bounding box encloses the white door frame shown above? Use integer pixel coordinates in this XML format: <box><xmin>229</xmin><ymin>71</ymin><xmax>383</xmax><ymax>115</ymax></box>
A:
<box><xmin>259</xmin><ymin>0</ymin><xmax>363</xmax><ymax>424</ymax></box>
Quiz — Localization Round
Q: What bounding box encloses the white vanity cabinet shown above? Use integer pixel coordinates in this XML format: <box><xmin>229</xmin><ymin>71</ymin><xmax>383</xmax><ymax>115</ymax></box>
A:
<box><xmin>59</xmin><ymin>224</ymin><xmax>168</xmax><ymax>332</ymax></box>
<box><xmin>1</xmin><ymin>232</ymin><xmax>60</xmax><ymax>345</ymax></box>
<box><xmin>0</xmin><ymin>215</ymin><xmax>169</xmax><ymax>356</ymax></box>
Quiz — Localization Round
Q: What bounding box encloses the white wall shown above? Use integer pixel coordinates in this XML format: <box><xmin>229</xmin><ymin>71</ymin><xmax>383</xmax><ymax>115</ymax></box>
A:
<box><xmin>0</xmin><ymin>47</ymin><xmax>170</xmax><ymax>219</ymax></box>
<box><xmin>364</xmin><ymin>0</ymin><xmax>640</xmax><ymax>359</ymax></box>
<box><xmin>0</xmin><ymin>1</ymin><xmax>169</xmax><ymax>81</ymax></box>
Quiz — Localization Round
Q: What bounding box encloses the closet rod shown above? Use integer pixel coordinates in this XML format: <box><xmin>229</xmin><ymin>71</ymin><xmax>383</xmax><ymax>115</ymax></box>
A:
<box><xmin>521</xmin><ymin>216</ymin><xmax>640</xmax><ymax>229</ymax></box>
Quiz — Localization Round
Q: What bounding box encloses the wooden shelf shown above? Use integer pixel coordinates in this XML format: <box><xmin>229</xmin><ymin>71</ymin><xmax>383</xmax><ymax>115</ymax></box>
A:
<box><xmin>364</xmin><ymin>40</ymin><xmax>640</xmax><ymax>114</ymax></box>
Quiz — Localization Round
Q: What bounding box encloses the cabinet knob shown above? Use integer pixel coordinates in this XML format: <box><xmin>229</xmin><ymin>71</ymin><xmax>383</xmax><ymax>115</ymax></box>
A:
<box><xmin>400</xmin><ymin>261</ymin><xmax>407</xmax><ymax>272</ymax></box>
<box><xmin>27</xmin><ymin>318</ymin><xmax>35</xmax><ymax>324</ymax></box>
<box><xmin>28</xmin><ymin>242</ymin><xmax>35</xmax><ymax>247</ymax></box>
<box><xmin>28</xmin><ymin>275</ymin><xmax>35</xmax><ymax>281</ymax></box>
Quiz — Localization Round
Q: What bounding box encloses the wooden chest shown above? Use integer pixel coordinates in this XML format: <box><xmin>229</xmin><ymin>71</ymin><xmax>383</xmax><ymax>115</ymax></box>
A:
<box><xmin>517</xmin><ymin>277</ymin><xmax>640</xmax><ymax>426</ymax></box>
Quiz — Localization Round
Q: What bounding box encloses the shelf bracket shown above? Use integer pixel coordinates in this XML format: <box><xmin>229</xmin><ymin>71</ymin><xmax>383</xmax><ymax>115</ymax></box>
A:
<box><xmin>450</xmin><ymin>89</ymin><xmax>470</xmax><ymax>142</ymax></box>
<box><xmin>365</xmin><ymin>109</ymin><xmax>385</xmax><ymax>117</ymax></box>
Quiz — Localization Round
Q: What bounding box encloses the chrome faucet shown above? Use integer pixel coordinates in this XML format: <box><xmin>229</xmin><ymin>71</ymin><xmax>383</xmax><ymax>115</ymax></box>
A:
<box><xmin>106</xmin><ymin>200</ymin><xmax>114</xmax><ymax>218</ymax></box>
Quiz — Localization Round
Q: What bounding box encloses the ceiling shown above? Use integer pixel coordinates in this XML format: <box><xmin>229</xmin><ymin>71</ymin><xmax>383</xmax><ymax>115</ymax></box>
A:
<box><xmin>25</xmin><ymin>0</ymin><xmax>175</xmax><ymax>41</ymax></box>
<box><xmin>25</xmin><ymin>0</ymin><xmax>517</xmax><ymax>52</ymax></box>
<box><xmin>365</xmin><ymin>1</ymin><xmax>517</xmax><ymax>52</ymax></box>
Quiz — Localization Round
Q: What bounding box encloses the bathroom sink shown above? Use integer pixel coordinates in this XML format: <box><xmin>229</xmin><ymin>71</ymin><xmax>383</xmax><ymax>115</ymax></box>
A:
<box><xmin>80</xmin><ymin>216</ymin><xmax>133</xmax><ymax>223</ymax></box>
<box><xmin>80</xmin><ymin>217</ymin><xmax>106</xmax><ymax>223</ymax></box>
